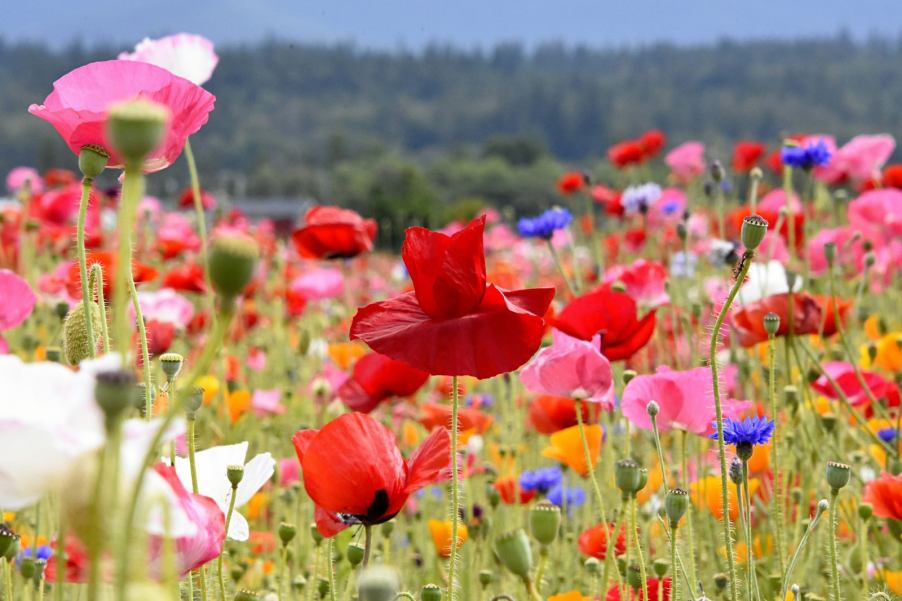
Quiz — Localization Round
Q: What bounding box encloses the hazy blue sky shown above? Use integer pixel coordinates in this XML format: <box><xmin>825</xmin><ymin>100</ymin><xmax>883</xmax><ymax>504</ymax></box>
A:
<box><xmin>9</xmin><ymin>0</ymin><xmax>902</xmax><ymax>49</ymax></box>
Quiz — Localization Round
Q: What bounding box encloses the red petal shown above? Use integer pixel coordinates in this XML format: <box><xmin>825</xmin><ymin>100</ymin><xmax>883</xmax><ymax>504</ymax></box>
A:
<box><xmin>299</xmin><ymin>413</ymin><xmax>407</xmax><ymax>518</ymax></box>
<box><xmin>314</xmin><ymin>505</ymin><xmax>350</xmax><ymax>537</ymax></box>
<box><xmin>351</xmin><ymin>285</ymin><xmax>548</xmax><ymax>379</ymax></box>
<box><xmin>292</xmin><ymin>429</ymin><xmax>318</xmax><ymax>463</ymax></box>
<box><xmin>604</xmin><ymin>308</ymin><xmax>657</xmax><ymax>361</ymax></box>
<box><xmin>339</xmin><ymin>352</ymin><xmax>430</xmax><ymax>413</ymax></box>
<box><xmin>402</xmin><ymin>216</ymin><xmax>487</xmax><ymax>318</ymax></box>
<box><xmin>404</xmin><ymin>427</ymin><xmax>452</xmax><ymax>494</ymax></box>
<box><xmin>555</xmin><ymin>287</ymin><xmax>640</xmax><ymax>345</ymax></box>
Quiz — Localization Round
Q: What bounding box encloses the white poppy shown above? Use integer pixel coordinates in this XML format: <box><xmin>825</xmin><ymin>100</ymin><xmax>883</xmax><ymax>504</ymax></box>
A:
<box><xmin>174</xmin><ymin>442</ymin><xmax>274</xmax><ymax>541</ymax></box>
<box><xmin>738</xmin><ymin>260</ymin><xmax>802</xmax><ymax>305</ymax></box>
<box><xmin>119</xmin><ymin>33</ymin><xmax>219</xmax><ymax>86</ymax></box>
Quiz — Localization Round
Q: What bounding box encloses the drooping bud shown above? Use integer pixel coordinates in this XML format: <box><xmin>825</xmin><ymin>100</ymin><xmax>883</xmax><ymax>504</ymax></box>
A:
<box><xmin>494</xmin><ymin>529</ymin><xmax>533</xmax><ymax>578</ymax></box>
<box><xmin>62</xmin><ymin>301</ymin><xmax>102</xmax><ymax>366</ymax></box>
<box><xmin>105</xmin><ymin>98</ymin><xmax>170</xmax><ymax>165</ymax></box>
<box><xmin>740</xmin><ymin>214</ymin><xmax>768</xmax><ymax>251</ymax></box>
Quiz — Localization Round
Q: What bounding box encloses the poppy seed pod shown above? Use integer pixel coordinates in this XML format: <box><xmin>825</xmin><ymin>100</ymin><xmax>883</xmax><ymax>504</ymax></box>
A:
<box><xmin>478</xmin><ymin>570</ymin><xmax>493</xmax><ymax>587</ymax></box>
<box><xmin>646</xmin><ymin>400</ymin><xmax>660</xmax><ymax>417</ymax></box>
<box><xmin>278</xmin><ymin>522</ymin><xmax>297</xmax><ymax>546</ymax></box>
<box><xmin>78</xmin><ymin>144</ymin><xmax>109</xmax><ymax>179</ymax></box>
<box><xmin>653</xmin><ymin>558</ymin><xmax>669</xmax><ymax>578</ymax></box>
<box><xmin>208</xmin><ymin>233</ymin><xmax>259</xmax><ymax>302</ymax></box>
<box><xmin>859</xmin><ymin>502</ymin><xmax>873</xmax><ymax>520</ymax></box>
<box><xmin>0</xmin><ymin>525</ymin><xmax>19</xmax><ymax>558</ymax></box>
<box><xmin>615</xmin><ymin>459</ymin><xmax>642</xmax><ymax>495</ymax></box>
<box><xmin>741</xmin><ymin>214</ymin><xmax>768</xmax><ymax>251</ymax></box>
<box><xmin>763</xmin><ymin>312</ymin><xmax>780</xmax><ymax>337</ymax></box>
<box><xmin>62</xmin><ymin>301</ymin><xmax>102</xmax><ymax>366</ymax></box>
<box><xmin>159</xmin><ymin>352</ymin><xmax>184</xmax><ymax>380</ymax></box>
<box><xmin>665</xmin><ymin>488</ymin><xmax>689</xmax><ymax>528</ymax></box>
<box><xmin>825</xmin><ymin>461</ymin><xmax>851</xmax><ymax>491</ymax></box>
<box><xmin>95</xmin><ymin>370</ymin><xmax>136</xmax><ymax>422</ymax></box>
<box><xmin>623</xmin><ymin>370</ymin><xmax>638</xmax><ymax>386</ymax></box>
<box><xmin>105</xmin><ymin>98</ymin><xmax>170</xmax><ymax>165</ymax></box>
<box><xmin>529</xmin><ymin>501</ymin><xmax>561</xmax><ymax>546</ymax></box>
<box><xmin>357</xmin><ymin>566</ymin><xmax>400</xmax><ymax>601</ymax></box>
<box><xmin>186</xmin><ymin>387</ymin><xmax>204</xmax><ymax>416</ymax></box>
<box><xmin>584</xmin><ymin>557</ymin><xmax>601</xmax><ymax>574</ymax></box>
<box><xmin>346</xmin><ymin>542</ymin><xmax>365</xmax><ymax>567</ymax></box>
<box><xmin>234</xmin><ymin>591</ymin><xmax>258</xmax><ymax>601</ymax></box>
<box><xmin>421</xmin><ymin>583</ymin><xmax>443</xmax><ymax>601</ymax></box>
<box><xmin>627</xmin><ymin>564</ymin><xmax>643</xmax><ymax>590</ymax></box>
<box><xmin>227</xmin><ymin>464</ymin><xmax>245</xmax><ymax>488</ymax></box>
<box><xmin>494</xmin><ymin>529</ymin><xmax>534</xmax><ymax>578</ymax></box>
<box><xmin>824</xmin><ymin>241</ymin><xmax>837</xmax><ymax>266</ymax></box>
<box><xmin>713</xmin><ymin>573</ymin><xmax>729</xmax><ymax>591</ymax></box>
<box><xmin>750</xmin><ymin>166</ymin><xmax>763</xmax><ymax>180</ymax></box>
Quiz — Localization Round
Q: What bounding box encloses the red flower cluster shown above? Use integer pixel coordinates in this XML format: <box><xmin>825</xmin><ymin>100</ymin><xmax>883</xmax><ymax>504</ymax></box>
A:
<box><xmin>608</xmin><ymin>130</ymin><xmax>666</xmax><ymax>169</ymax></box>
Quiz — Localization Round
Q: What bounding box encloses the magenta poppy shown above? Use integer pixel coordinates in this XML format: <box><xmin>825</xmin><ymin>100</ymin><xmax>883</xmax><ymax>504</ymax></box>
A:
<box><xmin>29</xmin><ymin>60</ymin><xmax>215</xmax><ymax>172</ymax></box>
<box><xmin>338</xmin><ymin>352</ymin><xmax>430</xmax><ymax>413</ymax></box>
<box><xmin>554</xmin><ymin>285</ymin><xmax>656</xmax><ymax>361</ymax></box>
<box><xmin>350</xmin><ymin>216</ymin><xmax>554</xmax><ymax>378</ymax></box>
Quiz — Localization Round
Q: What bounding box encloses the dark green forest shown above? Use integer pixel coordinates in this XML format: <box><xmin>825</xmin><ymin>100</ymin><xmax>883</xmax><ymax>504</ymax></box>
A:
<box><xmin>3</xmin><ymin>34</ymin><xmax>902</xmax><ymax>222</ymax></box>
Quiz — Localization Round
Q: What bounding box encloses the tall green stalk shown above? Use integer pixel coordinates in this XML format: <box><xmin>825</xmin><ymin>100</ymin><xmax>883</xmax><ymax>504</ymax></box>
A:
<box><xmin>447</xmin><ymin>375</ymin><xmax>461</xmax><ymax>600</ymax></box>
<box><xmin>76</xmin><ymin>176</ymin><xmax>96</xmax><ymax>353</ymax></box>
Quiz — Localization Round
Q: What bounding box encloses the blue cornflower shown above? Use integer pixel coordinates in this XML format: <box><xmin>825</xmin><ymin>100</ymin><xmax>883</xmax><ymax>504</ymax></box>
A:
<box><xmin>17</xmin><ymin>545</ymin><xmax>52</xmax><ymax>567</ymax></box>
<box><xmin>547</xmin><ymin>483</ymin><xmax>586</xmax><ymax>510</ymax></box>
<box><xmin>466</xmin><ymin>393</ymin><xmax>494</xmax><ymax>409</ymax></box>
<box><xmin>517</xmin><ymin>208</ymin><xmax>572</xmax><ymax>240</ymax></box>
<box><xmin>519</xmin><ymin>466</ymin><xmax>563</xmax><ymax>494</ymax></box>
<box><xmin>781</xmin><ymin>139</ymin><xmax>832</xmax><ymax>170</ymax></box>
<box><xmin>878</xmin><ymin>427</ymin><xmax>898</xmax><ymax>444</ymax></box>
<box><xmin>711</xmin><ymin>417</ymin><xmax>775</xmax><ymax>459</ymax></box>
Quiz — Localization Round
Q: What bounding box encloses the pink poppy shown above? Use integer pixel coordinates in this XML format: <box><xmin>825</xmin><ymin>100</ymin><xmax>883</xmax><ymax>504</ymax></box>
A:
<box><xmin>6</xmin><ymin>167</ymin><xmax>43</xmax><ymax>195</ymax></box>
<box><xmin>647</xmin><ymin>188</ymin><xmax>686</xmax><ymax>227</ymax></box>
<box><xmin>759</xmin><ymin>189</ymin><xmax>802</xmax><ymax>214</ymax></box>
<box><xmin>621</xmin><ymin>366</ymin><xmax>751</xmax><ymax>435</ymax></box>
<box><xmin>848</xmin><ymin>189</ymin><xmax>902</xmax><ymax>238</ymax></box>
<box><xmin>251</xmin><ymin>389</ymin><xmax>285</xmax><ymax>416</ymax></box>
<box><xmin>133</xmin><ymin>288</ymin><xmax>194</xmax><ymax>329</ymax></box>
<box><xmin>289</xmin><ymin>267</ymin><xmax>344</xmax><ymax>301</ymax></box>
<box><xmin>278</xmin><ymin>458</ymin><xmax>300</xmax><ymax>487</ymax></box>
<box><xmin>665</xmin><ymin>141</ymin><xmax>705</xmax><ymax>184</ymax></box>
<box><xmin>0</xmin><ymin>269</ymin><xmax>36</xmax><ymax>331</ymax></box>
<box><xmin>247</xmin><ymin>347</ymin><xmax>267</xmax><ymax>372</ymax></box>
<box><xmin>819</xmin><ymin>134</ymin><xmax>895</xmax><ymax>184</ymax></box>
<box><xmin>806</xmin><ymin>226</ymin><xmax>863</xmax><ymax>275</ymax></box>
<box><xmin>29</xmin><ymin>60</ymin><xmax>215</xmax><ymax>173</ymax></box>
<box><xmin>119</xmin><ymin>33</ymin><xmax>219</xmax><ymax>86</ymax></box>
<box><xmin>810</xmin><ymin>361</ymin><xmax>900</xmax><ymax>408</ymax></box>
<box><xmin>520</xmin><ymin>330</ymin><xmax>615</xmax><ymax>407</ymax></box>
<box><xmin>602</xmin><ymin>259</ymin><xmax>669</xmax><ymax>308</ymax></box>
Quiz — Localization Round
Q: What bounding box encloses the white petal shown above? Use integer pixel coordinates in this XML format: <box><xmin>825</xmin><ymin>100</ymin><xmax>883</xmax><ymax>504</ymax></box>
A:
<box><xmin>235</xmin><ymin>453</ymin><xmax>275</xmax><ymax>507</ymax></box>
<box><xmin>227</xmin><ymin>511</ymin><xmax>249</xmax><ymax>541</ymax></box>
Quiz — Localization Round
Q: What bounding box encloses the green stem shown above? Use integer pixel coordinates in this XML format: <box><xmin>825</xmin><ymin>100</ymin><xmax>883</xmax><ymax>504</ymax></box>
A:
<box><xmin>630</xmin><ymin>498</ymin><xmax>649</xmax><ymax>601</ymax></box>
<box><xmin>114</xmin><ymin>166</ymin><xmax>143</xmax><ymax>358</ymax></box>
<box><xmin>741</xmin><ymin>459</ymin><xmax>760</xmax><ymax>601</ymax></box>
<box><xmin>780</xmin><ymin>502</ymin><xmax>826</xmax><ymax>601</ymax></box>
<box><xmin>218</xmin><ymin>484</ymin><xmax>238</xmax><ymax>601</ymax></box>
<box><xmin>447</xmin><ymin>375</ymin><xmax>461</xmax><ymax>600</ymax></box>
<box><xmin>575</xmin><ymin>399</ymin><xmax>606</xmax><ymax>522</ymax></box>
<box><xmin>767</xmin><ymin>332</ymin><xmax>786</xmax><ymax>575</ymax></box>
<box><xmin>547</xmin><ymin>239</ymin><xmax>576</xmax><ymax>296</ymax></box>
<box><xmin>184</xmin><ymin>139</ymin><xmax>213</xmax><ymax>312</ymax></box>
<box><xmin>710</xmin><ymin>252</ymin><xmax>753</xmax><ymax>601</ymax></box>
<box><xmin>650</xmin><ymin>412</ymin><xmax>670</xmax><ymax>491</ymax></box>
<box><xmin>326</xmin><ymin>537</ymin><xmax>337</xmax><ymax>601</ymax></box>
<box><xmin>679</xmin><ymin>430</ymin><xmax>698</xmax><ymax>593</ymax></box>
<box><xmin>77</xmin><ymin>176</ymin><xmax>96</xmax><ymax>354</ymax></box>
<box><xmin>91</xmin><ymin>264</ymin><xmax>110</xmax><ymax>353</ymax></box>
<box><xmin>670</xmin><ymin>524</ymin><xmax>680</xmax><ymax>601</ymax></box>
<box><xmin>534</xmin><ymin>549</ymin><xmax>548</xmax><ymax>593</ymax></box>
<box><xmin>828</xmin><ymin>489</ymin><xmax>841</xmax><ymax>601</ymax></box>
<box><xmin>128</xmin><ymin>271</ymin><xmax>152</xmax><ymax>419</ymax></box>
<box><xmin>363</xmin><ymin>524</ymin><xmax>373</xmax><ymax>569</ymax></box>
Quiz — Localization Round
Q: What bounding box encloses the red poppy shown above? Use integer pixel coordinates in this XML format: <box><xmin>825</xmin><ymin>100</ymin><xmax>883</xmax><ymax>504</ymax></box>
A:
<box><xmin>591</xmin><ymin>186</ymin><xmax>624</xmax><ymax>217</ymax></box>
<box><xmin>45</xmin><ymin>535</ymin><xmax>90</xmax><ymax>583</ymax></box>
<box><xmin>608</xmin><ymin>140</ymin><xmax>645</xmax><ymax>169</ymax></box>
<box><xmin>146</xmin><ymin>319</ymin><xmax>175</xmax><ymax>356</ymax></box>
<box><xmin>882</xmin><ymin>164</ymin><xmax>902</xmax><ymax>189</ymax></box>
<box><xmin>528</xmin><ymin>394</ymin><xmax>600</xmax><ymax>434</ymax></box>
<box><xmin>178</xmin><ymin>186</ymin><xmax>216</xmax><ymax>210</ymax></box>
<box><xmin>43</xmin><ymin>168</ymin><xmax>77</xmax><ymax>189</ymax></box>
<box><xmin>291</xmin><ymin>205</ymin><xmax>377</xmax><ymax>260</ymax></box>
<box><xmin>606</xmin><ymin>577</ymin><xmax>671</xmax><ymax>601</ymax></box>
<box><xmin>765</xmin><ymin>148</ymin><xmax>784</xmax><ymax>175</ymax></box>
<box><xmin>284</xmin><ymin>286</ymin><xmax>307</xmax><ymax>317</ymax></box>
<box><xmin>728</xmin><ymin>205</ymin><xmax>804</xmax><ymax>251</ymax></box>
<box><xmin>733</xmin><ymin>141</ymin><xmax>766</xmax><ymax>172</ymax></box>
<box><xmin>578</xmin><ymin>523</ymin><xmax>626</xmax><ymax>560</ymax></box>
<box><xmin>730</xmin><ymin>292</ymin><xmax>823</xmax><ymax>347</ymax></box>
<box><xmin>338</xmin><ymin>352</ymin><xmax>430</xmax><ymax>413</ymax></box>
<box><xmin>493</xmin><ymin>476</ymin><xmax>535</xmax><ymax>505</ymax></box>
<box><xmin>554</xmin><ymin>285</ymin><xmax>656</xmax><ymax>361</ymax></box>
<box><xmin>810</xmin><ymin>362</ymin><xmax>900</xmax><ymax>410</ymax></box>
<box><xmin>66</xmin><ymin>251</ymin><xmax>158</xmax><ymax>299</ymax></box>
<box><xmin>292</xmin><ymin>412</ymin><xmax>451</xmax><ymax>537</ymax></box>
<box><xmin>813</xmin><ymin>294</ymin><xmax>852</xmax><ymax>338</ymax></box>
<box><xmin>639</xmin><ymin>129</ymin><xmax>666</xmax><ymax>159</ymax></box>
<box><xmin>162</xmin><ymin>262</ymin><xmax>206</xmax><ymax>293</ymax></box>
<box><xmin>350</xmin><ymin>216</ymin><xmax>554</xmax><ymax>378</ymax></box>
<box><xmin>419</xmin><ymin>402</ymin><xmax>494</xmax><ymax>434</ymax></box>
<box><xmin>863</xmin><ymin>472</ymin><xmax>902</xmax><ymax>520</ymax></box>
<box><xmin>557</xmin><ymin>171</ymin><xmax>586</xmax><ymax>196</ymax></box>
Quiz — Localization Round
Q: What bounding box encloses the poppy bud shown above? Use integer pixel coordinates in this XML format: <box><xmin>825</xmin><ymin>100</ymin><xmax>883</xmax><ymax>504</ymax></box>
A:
<box><xmin>783</xmin><ymin>385</ymin><xmax>799</xmax><ymax>410</ymax></box>
<box><xmin>529</xmin><ymin>501</ymin><xmax>561</xmax><ymax>546</ymax></box>
<box><xmin>62</xmin><ymin>301</ymin><xmax>102</xmax><ymax>366</ymax></box>
<box><xmin>740</xmin><ymin>215</ymin><xmax>768</xmax><ymax>251</ymax></box>
<box><xmin>824</xmin><ymin>241</ymin><xmax>837</xmax><ymax>266</ymax></box>
<box><xmin>357</xmin><ymin>566</ymin><xmax>400</xmax><ymax>601</ymax></box>
<box><xmin>346</xmin><ymin>542</ymin><xmax>365</xmax><ymax>567</ymax></box>
<box><xmin>309</xmin><ymin>523</ymin><xmax>323</xmax><ymax>545</ymax></box>
<box><xmin>820</xmin><ymin>413</ymin><xmax>837</xmax><ymax>433</ymax></box>
<box><xmin>227</xmin><ymin>464</ymin><xmax>245</xmax><ymax>488</ymax></box>
<box><xmin>825</xmin><ymin>461</ymin><xmax>850</xmax><ymax>491</ymax></box>
<box><xmin>278</xmin><ymin>522</ymin><xmax>297</xmax><ymax>546</ymax></box>
<box><xmin>106</xmin><ymin>98</ymin><xmax>170</xmax><ymax>165</ymax></box>
<box><xmin>78</xmin><ymin>144</ymin><xmax>109</xmax><ymax>179</ymax></box>
<box><xmin>816</xmin><ymin>499</ymin><xmax>830</xmax><ymax>515</ymax></box>
<box><xmin>729</xmin><ymin>457</ymin><xmax>743</xmax><ymax>484</ymax></box>
<box><xmin>186</xmin><ymin>387</ymin><xmax>204</xmax><ymax>417</ymax></box>
<box><xmin>859</xmin><ymin>502</ymin><xmax>873</xmax><ymax>520</ymax></box>
<box><xmin>623</xmin><ymin>370</ymin><xmax>637</xmax><ymax>386</ymax></box>
<box><xmin>421</xmin><ymin>583</ymin><xmax>443</xmax><ymax>601</ymax></box>
<box><xmin>763</xmin><ymin>312</ymin><xmax>780</xmax><ymax>337</ymax></box>
<box><xmin>627</xmin><ymin>564</ymin><xmax>643</xmax><ymax>590</ymax></box>
<box><xmin>584</xmin><ymin>557</ymin><xmax>601</xmax><ymax>574</ymax></box>
<box><xmin>615</xmin><ymin>459</ymin><xmax>642</xmax><ymax>495</ymax></box>
<box><xmin>208</xmin><ymin>233</ymin><xmax>259</xmax><ymax>303</ymax></box>
<box><xmin>317</xmin><ymin>578</ymin><xmax>331</xmax><ymax>599</ymax></box>
<box><xmin>665</xmin><ymin>488</ymin><xmax>689</xmax><ymax>528</ymax></box>
<box><xmin>653</xmin><ymin>558</ymin><xmax>669</xmax><ymax>578</ymax></box>
<box><xmin>646</xmin><ymin>400</ymin><xmax>660</xmax><ymax>417</ymax></box>
<box><xmin>234</xmin><ymin>590</ymin><xmax>258</xmax><ymax>601</ymax></box>
<box><xmin>864</xmin><ymin>251</ymin><xmax>876</xmax><ymax>268</ymax></box>
<box><xmin>0</xmin><ymin>525</ymin><xmax>19</xmax><ymax>558</ymax></box>
<box><xmin>478</xmin><ymin>570</ymin><xmax>493</xmax><ymax>588</ymax></box>
<box><xmin>750</xmin><ymin>166</ymin><xmax>763</xmax><ymax>181</ymax></box>
<box><xmin>95</xmin><ymin>370</ymin><xmax>136</xmax><ymax>423</ymax></box>
<box><xmin>710</xmin><ymin>160</ymin><xmax>725</xmax><ymax>183</ymax></box>
<box><xmin>54</xmin><ymin>301</ymin><xmax>70</xmax><ymax>320</ymax></box>
<box><xmin>486</xmin><ymin>484</ymin><xmax>501</xmax><ymax>508</ymax></box>
<box><xmin>610</xmin><ymin>280</ymin><xmax>627</xmax><ymax>293</ymax></box>
<box><xmin>45</xmin><ymin>347</ymin><xmax>62</xmax><ymax>363</ymax></box>
<box><xmin>159</xmin><ymin>352</ymin><xmax>184</xmax><ymax>380</ymax></box>
<box><xmin>494</xmin><ymin>529</ymin><xmax>533</xmax><ymax>578</ymax></box>
<box><xmin>713</xmin><ymin>573</ymin><xmax>729</xmax><ymax>591</ymax></box>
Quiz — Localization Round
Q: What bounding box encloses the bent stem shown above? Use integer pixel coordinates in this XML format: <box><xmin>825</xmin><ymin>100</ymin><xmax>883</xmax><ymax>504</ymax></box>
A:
<box><xmin>77</xmin><ymin>176</ymin><xmax>96</xmax><ymax>353</ymax></box>
<box><xmin>780</xmin><ymin>503</ymin><xmax>826</xmax><ymax>601</ymax></box>
<box><xmin>184</xmin><ymin>138</ymin><xmax>213</xmax><ymax>312</ymax></box>
<box><xmin>447</xmin><ymin>374</ymin><xmax>461</xmax><ymax>600</ymax></box>
<box><xmin>709</xmin><ymin>250</ymin><xmax>753</xmax><ymax>601</ymax></box>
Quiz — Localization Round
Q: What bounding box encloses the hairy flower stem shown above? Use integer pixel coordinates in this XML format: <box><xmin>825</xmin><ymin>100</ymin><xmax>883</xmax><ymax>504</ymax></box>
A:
<box><xmin>77</xmin><ymin>176</ymin><xmax>96</xmax><ymax>353</ymax></box>
<box><xmin>363</xmin><ymin>524</ymin><xmax>373</xmax><ymax>569</ymax></box>
<box><xmin>575</xmin><ymin>399</ymin><xmax>606</xmax><ymax>522</ymax></box>
<box><xmin>91</xmin><ymin>264</ymin><xmax>110</xmax><ymax>353</ymax></box>
<box><xmin>710</xmin><ymin>250</ymin><xmax>753</xmax><ymax>601</ymax></box>
<box><xmin>780</xmin><ymin>502</ymin><xmax>826</xmax><ymax>601</ymax></box>
<box><xmin>670</xmin><ymin>523</ymin><xmax>680</xmax><ymax>601</ymax></box>
<box><xmin>546</xmin><ymin>239</ymin><xmax>577</xmax><ymax>296</ymax></box>
<box><xmin>679</xmin><ymin>430</ymin><xmax>698</xmax><ymax>592</ymax></box>
<box><xmin>829</xmin><ymin>489</ymin><xmax>842</xmax><ymax>601</ymax></box>
<box><xmin>740</xmin><ymin>459</ymin><xmax>760</xmax><ymax>601</ymax></box>
<box><xmin>601</xmin><ymin>502</ymin><xmax>626</xmax><ymax>593</ymax></box>
<box><xmin>630</xmin><ymin>497</ymin><xmax>649</xmax><ymax>601</ymax></box>
<box><xmin>187</xmin><ymin>417</ymin><xmax>209</xmax><ymax>601</ymax></box>
<box><xmin>128</xmin><ymin>271</ymin><xmax>152</xmax><ymax>419</ymax></box>
<box><xmin>649</xmin><ymin>413</ymin><xmax>670</xmax><ymax>491</ymax></box>
<box><xmin>447</xmin><ymin>375</ymin><xmax>461</xmax><ymax>600</ymax></box>
<box><xmin>326</xmin><ymin>537</ymin><xmax>337</xmax><ymax>601</ymax></box>
<box><xmin>767</xmin><ymin>331</ymin><xmax>786</xmax><ymax>574</ymax></box>
<box><xmin>114</xmin><ymin>165</ymin><xmax>143</xmax><ymax>358</ymax></box>
<box><xmin>218</xmin><ymin>483</ymin><xmax>238</xmax><ymax>601</ymax></box>
<box><xmin>184</xmin><ymin>139</ymin><xmax>213</xmax><ymax>313</ymax></box>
